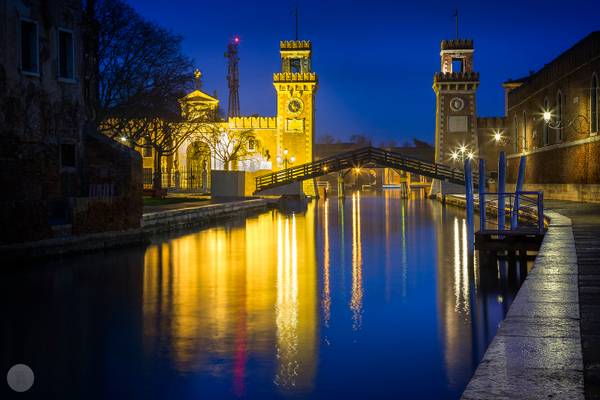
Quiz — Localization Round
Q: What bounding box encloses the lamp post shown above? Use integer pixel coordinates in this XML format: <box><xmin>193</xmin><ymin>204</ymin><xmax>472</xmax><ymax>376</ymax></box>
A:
<box><xmin>449</xmin><ymin>144</ymin><xmax>476</xmax><ymax>164</ymax></box>
<box><xmin>277</xmin><ymin>148</ymin><xmax>295</xmax><ymax>170</ymax></box>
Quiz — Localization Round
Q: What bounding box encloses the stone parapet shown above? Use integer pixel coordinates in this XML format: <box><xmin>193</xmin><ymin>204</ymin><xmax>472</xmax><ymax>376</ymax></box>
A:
<box><xmin>273</xmin><ymin>72</ymin><xmax>317</xmax><ymax>82</ymax></box>
<box><xmin>280</xmin><ymin>40</ymin><xmax>312</xmax><ymax>50</ymax></box>
<box><xmin>441</xmin><ymin>39</ymin><xmax>474</xmax><ymax>50</ymax></box>
<box><xmin>228</xmin><ymin>116</ymin><xmax>276</xmax><ymax>129</ymax></box>
<box><xmin>434</xmin><ymin>71</ymin><xmax>480</xmax><ymax>82</ymax></box>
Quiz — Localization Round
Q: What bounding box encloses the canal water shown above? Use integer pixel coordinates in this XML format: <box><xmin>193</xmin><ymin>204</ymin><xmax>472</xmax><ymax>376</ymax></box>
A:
<box><xmin>2</xmin><ymin>191</ymin><xmax>530</xmax><ymax>399</ymax></box>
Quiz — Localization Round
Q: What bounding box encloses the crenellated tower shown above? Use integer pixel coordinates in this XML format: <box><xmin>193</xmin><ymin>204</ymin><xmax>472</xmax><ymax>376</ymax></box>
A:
<box><xmin>273</xmin><ymin>40</ymin><xmax>318</xmax><ymax>195</ymax></box>
<box><xmin>432</xmin><ymin>39</ymin><xmax>480</xmax><ymax>194</ymax></box>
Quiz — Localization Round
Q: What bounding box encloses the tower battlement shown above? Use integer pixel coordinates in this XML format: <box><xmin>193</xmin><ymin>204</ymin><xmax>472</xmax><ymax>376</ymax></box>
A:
<box><xmin>441</xmin><ymin>39</ymin><xmax>474</xmax><ymax>51</ymax></box>
<box><xmin>273</xmin><ymin>72</ymin><xmax>317</xmax><ymax>82</ymax></box>
<box><xmin>434</xmin><ymin>71</ymin><xmax>480</xmax><ymax>82</ymax></box>
<box><xmin>280</xmin><ymin>40</ymin><xmax>312</xmax><ymax>50</ymax></box>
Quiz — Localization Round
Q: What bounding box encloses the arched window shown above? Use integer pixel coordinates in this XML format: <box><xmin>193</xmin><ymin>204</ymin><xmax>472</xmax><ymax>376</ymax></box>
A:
<box><xmin>543</xmin><ymin>98</ymin><xmax>549</xmax><ymax>145</ymax></box>
<box><xmin>522</xmin><ymin>111</ymin><xmax>527</xmax><ymax>151</ymax></box>
<box><xmin>592</xmin><ymin>73</ymin><xmax>598</xmax><ymax>134</ymax></box>
<box><xmin>556</xmin><ymin>90</ymin><xmax>563</xmax><ymax>142</ymax></box>
<box><xmin>513</xmin><ymin>115</ymin><xmax>518</xmax><ymax>153</ymax></box>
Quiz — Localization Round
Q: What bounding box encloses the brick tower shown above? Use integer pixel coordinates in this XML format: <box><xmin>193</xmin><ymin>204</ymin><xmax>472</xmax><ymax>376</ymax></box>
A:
<box><xmin>431</xmin><ymin>39</ymin><xmax>480</xmax><ymax>195</ymax></box>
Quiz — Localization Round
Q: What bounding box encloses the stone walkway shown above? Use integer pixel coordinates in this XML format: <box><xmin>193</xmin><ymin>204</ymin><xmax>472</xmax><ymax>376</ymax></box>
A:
<box><xmin>546</xmin><ymin>200</ymin><xmax>600</xmax><ymax>400</ymax></box>
<box><xmin>461</xmin><ymin>210</ymin><xmax>584</xmax><ymax>399</ymax></box>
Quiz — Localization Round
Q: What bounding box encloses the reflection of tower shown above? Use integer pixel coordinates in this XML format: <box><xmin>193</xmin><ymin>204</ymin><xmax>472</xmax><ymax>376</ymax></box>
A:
<box><xmin>226</xmin><ymin>36</ymin><xmax>241</xmax><ymax>118</ymax></box>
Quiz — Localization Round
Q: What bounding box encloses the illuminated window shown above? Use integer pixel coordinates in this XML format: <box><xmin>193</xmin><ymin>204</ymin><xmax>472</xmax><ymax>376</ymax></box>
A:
<box><xmin>20</xmin><ymin>20</ymin><xmax>38</xmax><ymax>74</ymax></box>
<box><xmin>58</xmin><ymin>29</ymin><xmax>75</xmax><ymax>80</ymax></box>
<box><xmin>543</xmin><ymin>98</ymin><xmax>549</xmax><ymax>146</ymax></box>
<box><xmin>592</xmin><ymin>73</ymin><xmax>598</xmax><ymax>134</ymax></box>
<box><xmin>513</xmin><ymin>115</ymin><xmax>518</xmax><ymax>153</ymax></box>
<box><xmin>143</xmin><ymin>139</ymin><xmax>152</xmax><ymax>157</ymax></box>
<box><xmin>522</xmin><ymin>111</ymin><xmax>527</xmax><ymax>151</ymax></box>
<box><xmin>556</xmin><ymin>91</ymin><xmax>563</xmax><ymax>142</ymax></box>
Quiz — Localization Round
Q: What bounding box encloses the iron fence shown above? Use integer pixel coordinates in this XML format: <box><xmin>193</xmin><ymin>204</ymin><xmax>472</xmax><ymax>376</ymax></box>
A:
<box><xmin>143</xmin><ymin>171</ymin><xmax>208</xmax><ymax>192</ymax></box>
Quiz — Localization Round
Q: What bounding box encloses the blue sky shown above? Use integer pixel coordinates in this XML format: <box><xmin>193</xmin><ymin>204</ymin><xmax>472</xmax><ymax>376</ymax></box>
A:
<box><xmin>127</xmin><ymin>0</ymin><xmax>599</xmax><ymax>145</ymax></box>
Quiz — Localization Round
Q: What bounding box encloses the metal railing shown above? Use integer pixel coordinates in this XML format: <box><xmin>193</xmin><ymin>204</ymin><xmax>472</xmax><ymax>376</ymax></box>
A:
<box><xmin>478</xmin><ymin>191</ymin><xmax>545</xmax><ymax>234</ymax></box>
<box><xmin>143</xmin><ymin>171</ymin><xmax>208</xmax><ymax>192</ymax></box>
<box><xmin>255</xmin><ymin>146</ymin><xmax>479</xmax><ymax>192</ymax></box>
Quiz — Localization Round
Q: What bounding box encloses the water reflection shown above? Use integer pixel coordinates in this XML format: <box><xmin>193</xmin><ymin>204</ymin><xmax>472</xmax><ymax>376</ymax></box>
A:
<box><xmin>351</xmin><ymin>192</ymin><xmax>364</xmax><ymax>330</ymax></box>
<box><xmin>2</xmin><ymin>192</ymin><xmax>533</xmax><ymax>399</ymax></box>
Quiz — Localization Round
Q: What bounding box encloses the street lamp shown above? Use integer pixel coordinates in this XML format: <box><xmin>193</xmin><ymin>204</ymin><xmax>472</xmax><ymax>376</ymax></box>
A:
<box><xmin>542</xmin><ymin>109</ymin><xmax>589</xmax><ymax>133</ymax></box>
<box><xmin>450</xmin><ymin>143</ymin><xmax>476</xmax><ymax>163</ymax></box>
<box><xmin>277</xmin><ymin>148</ymin><xmax>295</xmax><ymax>169</ymax></box>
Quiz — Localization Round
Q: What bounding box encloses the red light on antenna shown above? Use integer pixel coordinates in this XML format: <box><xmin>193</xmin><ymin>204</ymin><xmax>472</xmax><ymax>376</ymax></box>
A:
<box><xmin>234</xmin><ymin>36</ymin><xmax>240</xmax><ymax>44</ymax></box>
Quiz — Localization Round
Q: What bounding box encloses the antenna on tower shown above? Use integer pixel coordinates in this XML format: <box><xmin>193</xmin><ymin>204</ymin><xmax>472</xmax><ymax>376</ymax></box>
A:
<box><xmin>295</xmin><ymin>5</ymin><xmax>299</xmax><ymax>40</ymax></box>
<box><xmin>453</xmin><ymin>9</ymin><xmax>459</xmax><ymax>39</ymax></box>
<box><xmin>225</xmin><ymin>36</ymin><xmax>240</xmax><ymax>118</ymax></box>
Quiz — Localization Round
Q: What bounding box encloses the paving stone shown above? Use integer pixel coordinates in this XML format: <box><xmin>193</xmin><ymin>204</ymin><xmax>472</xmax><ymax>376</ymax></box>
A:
<box><xmin>498</xmin><ymin>316</ymin><xmax>580</xmax><ymax>338</ymax></box>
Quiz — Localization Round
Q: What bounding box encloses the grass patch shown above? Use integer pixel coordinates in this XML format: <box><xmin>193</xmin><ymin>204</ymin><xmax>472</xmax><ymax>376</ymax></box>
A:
<box><xmin>143</xmin><ymin>196</ymin><xmax>208</xmax><ymax>207</ymax></box>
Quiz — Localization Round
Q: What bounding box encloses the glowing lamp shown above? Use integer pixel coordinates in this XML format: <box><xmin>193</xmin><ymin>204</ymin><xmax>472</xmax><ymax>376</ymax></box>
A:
<box><xmin>543</xmin><ymin>111</ymin><xmax>552</xmax><ymax>123</ymax></box>
<box><xmin>120</xmin><ymin>136</ymin><xmax>127</xmax><ymax>142</ymax></box>
<box><xmin>493</xmin><ymin>131</ymin><xmax>503</xmax><ymax>142</ymax></box>
<box><xmin>276</xmin><ymin>156</ymin><xmax>282</xmax><ymax>163</ymax></box>
<box><xmin>323</xmin><ymin>165</ymin><xmax>328</xmax><ymax>172</ymax></box>
<box><xmin>290</xmin><ymin>156</ymin><xmax>295</xmax><ymax>163</ymax></box>
<box><xmin>467</xmin><ymin>152</ymin><xmax>474</xmax><ymax>160</ymax></box>
<box><xmin>450</xmin><ymin>151</ymin><xmax>458</xmax><ymax>161</ymax></box>
<box><xmin>283</xmin><ymin>148</ymin><xmax>288</xmax><ymax>156</ymax></box>
<box><xmin>459</xmin><ymin>145</ymin><xmax>466</xmax><ymax>154</ymax></box>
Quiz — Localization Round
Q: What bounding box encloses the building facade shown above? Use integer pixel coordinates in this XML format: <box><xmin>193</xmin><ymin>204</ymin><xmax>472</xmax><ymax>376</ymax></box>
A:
<box><xmin>432</xmin><ymin>32</ymin><xmax>600</xmax><ymax>202</ymax></box>
<box><xmin>0</xmin><ymin>0</ymin><xmax>142</xmax><ymax>244</ymax></box>
<box><xmin>504</xmin><ymin>32</ymin><xmax>600</xmax><ymax>201</ymax></box>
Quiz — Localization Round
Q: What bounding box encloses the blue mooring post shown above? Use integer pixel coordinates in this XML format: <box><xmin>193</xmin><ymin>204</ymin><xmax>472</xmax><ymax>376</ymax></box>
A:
<box><xmin>498</xmin><ymin>151</ymin><xmax>506</xmax><ymax>230</ymax></box>
<box><xmin>511</xmin><ymin>155</ymin><xmax>527</xmax><ymax>230</ymax></box>
<box><xmin>464</xmin><ymin>159</ymin><xmax>474</xmax><ymax>231</ymax></box>
<box><xmin>478</xmin><ymin>158</ymin><xmax>486</xmax><ymax>232</ymax></box>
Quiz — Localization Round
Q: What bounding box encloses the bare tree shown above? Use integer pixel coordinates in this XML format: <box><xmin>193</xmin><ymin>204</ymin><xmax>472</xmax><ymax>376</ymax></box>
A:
<box><xmin>317</xmin><ymin>134</ymin><xmax>339</xmax><ymax>144</ymax></box>
<box><xmin>88</xmin><ymin>0</ymin><xmax>194</xmax><ymax>143</ymax></box>
<box><xmin>194</xmin><ymin>125</ymin><xmax>256</xmax><ymax>171</ymax></box>
<box><xmin>349</xmin><ymin>134</ymin><xmax>371</xmax><ymax>146</ymax></box>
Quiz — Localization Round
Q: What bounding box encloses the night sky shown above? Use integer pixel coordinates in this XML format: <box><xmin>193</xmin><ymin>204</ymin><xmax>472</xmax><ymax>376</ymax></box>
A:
<box><xmin>127</xmin><ymin>0</ymin><xmax>599</xmax><ymax>145</ymax></box>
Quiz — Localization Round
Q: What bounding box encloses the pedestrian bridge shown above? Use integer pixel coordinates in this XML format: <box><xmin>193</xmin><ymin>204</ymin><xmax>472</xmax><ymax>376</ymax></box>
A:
<box><xmin>254</xmin><ymin>146</ymin><xmax>477</xmax><ymax>193</ymax></box>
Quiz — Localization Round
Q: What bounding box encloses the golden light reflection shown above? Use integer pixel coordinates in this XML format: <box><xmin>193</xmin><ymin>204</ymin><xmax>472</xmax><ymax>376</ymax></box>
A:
<box><xmin>452</xmin><ymin>217</ymin><xmax>471</xmax><ymax>315</ymax></box>
<box><xmin>275</xmin><ymin>215</ymin><xmax>300</xmax><ymax>389</ymax></box>
<box><xmin>322</xmin><ymin>200</ymin><xmax>331</xmax><ymax>326</ymax></box>
<box><xmin>351</xmin><ymin>192</ymin><xmax>363</xmax><ymax>330</ymax></box>
<box><xmin>142</xmin><ymin>207</ymin><xmax>317</xmax><ymax>395</ymax></box>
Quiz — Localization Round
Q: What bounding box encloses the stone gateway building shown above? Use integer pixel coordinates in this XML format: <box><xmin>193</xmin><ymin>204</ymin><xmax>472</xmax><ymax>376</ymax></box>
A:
<box><xmin>433</xmin><ymin>32</ymin><xmax>600</xmax><ymax>202</ymax></box>
<box><xmin>142</xmin><ymin>40</ymin><xmax>318</xmax><ymax>197</ymax></box>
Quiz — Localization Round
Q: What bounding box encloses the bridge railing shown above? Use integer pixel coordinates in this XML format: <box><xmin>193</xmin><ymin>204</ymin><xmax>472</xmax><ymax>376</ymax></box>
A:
<box><xmin>255</xmin><ymin>146</ymin><xmax>479</xmax><ymax>192</ymax></box>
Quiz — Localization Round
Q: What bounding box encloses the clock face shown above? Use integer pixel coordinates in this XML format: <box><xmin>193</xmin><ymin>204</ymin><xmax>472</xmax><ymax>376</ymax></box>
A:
<box><xmin>449</xmin><ymin>97</ymin><xmax>465</xmax><ymax>112</ymax></box>
<box><xmin>287</xmin><ymin>98</ymin><xmax>303</xmax><ymax>114</ymax></box>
